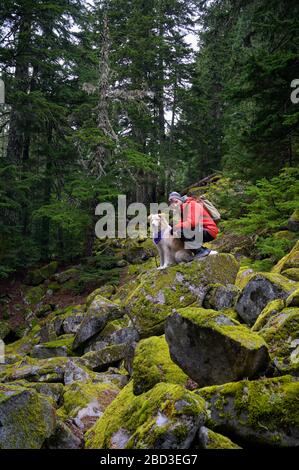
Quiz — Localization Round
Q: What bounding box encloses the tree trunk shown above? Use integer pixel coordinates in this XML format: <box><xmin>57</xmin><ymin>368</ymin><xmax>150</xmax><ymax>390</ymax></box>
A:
<box><xmin>7</xmin><ymin>9</ymin><xmax>32</xmax><ymax>164</ymax></box>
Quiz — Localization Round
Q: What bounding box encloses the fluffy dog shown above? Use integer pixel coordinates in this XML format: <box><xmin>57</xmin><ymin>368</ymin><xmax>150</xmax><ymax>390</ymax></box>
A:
<box><xmin>148</xmin><ymin>213</ymin><xmax>193</xmax><ymax>269</ymax></box>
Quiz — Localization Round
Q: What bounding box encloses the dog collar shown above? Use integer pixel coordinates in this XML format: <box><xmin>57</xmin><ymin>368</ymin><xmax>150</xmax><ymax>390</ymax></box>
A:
<box><xmin>154</xmin><ymin>232</ymin><xmax>163</xmax><ymax>245</ymax></box>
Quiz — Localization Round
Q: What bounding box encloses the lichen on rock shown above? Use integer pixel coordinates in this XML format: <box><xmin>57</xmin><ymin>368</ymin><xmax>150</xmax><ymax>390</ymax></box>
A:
<box><xmin>125</xmin><ymin>254</ymin><xmax>239</xmax><ymax>338</ymax></box>
<box><xmin>85</xmin><ymin>381</ymin><xmax>207</xmax><ymax>449</ymax></box>
<box><xmin>195</xmin><ymin>375</ymin><xmax>299</xmax><ymax>447</ymax></box>
<box><xmin>0</xmin><ymin>383</ymin><xmax>56</xmax><ymax>448</ymax></box>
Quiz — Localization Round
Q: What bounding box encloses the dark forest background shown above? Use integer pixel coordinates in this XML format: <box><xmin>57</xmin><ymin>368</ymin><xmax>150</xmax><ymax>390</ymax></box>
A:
<box><xmin>0</xmin><ymin>0</ymin><xmax>299</xmax><ymax>278</ymax></box>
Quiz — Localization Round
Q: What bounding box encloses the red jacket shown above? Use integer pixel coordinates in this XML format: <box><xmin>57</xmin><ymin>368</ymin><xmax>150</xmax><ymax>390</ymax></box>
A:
<box><xmin>174</xmin><ymin>197</ymin><xmax>219</xmax><ymax>239</ymax></box>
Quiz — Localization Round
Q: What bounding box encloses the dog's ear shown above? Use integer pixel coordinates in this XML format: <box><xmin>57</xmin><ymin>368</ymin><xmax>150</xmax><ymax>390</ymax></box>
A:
<box><xmin>148</xmin><ymin>214</ymin><xmax>153</xmax><ymax>221</ymax></box>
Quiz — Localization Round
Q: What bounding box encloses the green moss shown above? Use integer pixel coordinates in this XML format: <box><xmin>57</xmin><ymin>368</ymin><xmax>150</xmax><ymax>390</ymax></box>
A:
<box><xmin>85</xmin><ymin>381</ymin><xmax>206</xmax><ymax>449</ymax></box>
<box><xmin>132</xmin><ymin>336</ymin><xmax>188</xmax><ymax>395</ymax></box>
<box><xmin>5</xmin><ymin>325</ymin><xmax>41</xmax><ymax>356</ymax></box>
<box><xmin>282</xmin><ymin>268</ymin><xmax>299</xmax><ymax>282</ymax></box>
<box><xmin>41</xmin><ymin>335</ymin><xmax>74</xmax><ymax>349</ymax></box>
<box><xmin>0</xmin><ymin>356</ymin><xmax>69</xmax><ymax>383</ymax></box>
<box><xmin>125</xmin><ymin>254</ymin><xmax>239</xmax><ymax>337</ymax></box>
<box><xmin>0</xmin><ymin>383</ymin><xmax>56</xmax><ymax>448</ymax></box>
<box><xmin>24</xmin><ymin>285</ymin><xmax>47</xmax><ymax>305</ymax></box>
<box><xmin>58</xmin><ymin>381</ymin><xmax>119</xmax><ymax>420</ymax></box>
<box><xmin>252</xmin><ymin>299</ymin><xmax>285</xmax><ymax>332</ymax></box>
<box><xmin>286</xmin><ymin>288</ymin><xmax>299</xmax><ymax>307</ymax></box>
<box><xmin>196</xmin><ymin>375</ymin><xmax>299</xmax><ymax>445</ymax></box>
<box><xmin>258</xmin><ymin>307</ymin><xmax>299</xmax><ymax>370</ymax></box>
<box><xmin>80</xmin><ymin>343</ymin><xmax>127</xmax><ymax>370</ymax></box>
<box><xmin>272</xmin><ymin>240</ymin><xmax>299</xmax><ymax>273</ymax></box>
<box><xmin>25</xmin><ymin>261</ymin><xmax>58</xmax><ymax>286</ymax></box>
<box><xmin>0</xmin><ymin>320</ymin><xmax>10</xmax><ymax>340</ymax></box>
<box><xmin>199</xmin><ymin>427</ymin><xmax>241</xmax><ymax>449</ymax></box>
<box><xmin>177</xmin><ymin>307</ymin><xmax>268</xmax><ymax>350</ymax></box>
<box><xmin>273</xmin><ymin>231</ymin><xmax>297</xmax><ymax>241</ymax></box>
<box><xmin>86</xmin><ymin>285</ymin><xmax>117</xmax><ymax>306</ymax></box>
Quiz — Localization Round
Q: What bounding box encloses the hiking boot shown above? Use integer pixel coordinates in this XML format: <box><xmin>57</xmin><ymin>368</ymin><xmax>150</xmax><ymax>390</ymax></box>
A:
<box><xmin>194</xmin><ymin>247</ymin><xmax>211</xmax><ymax>258</ymax></box>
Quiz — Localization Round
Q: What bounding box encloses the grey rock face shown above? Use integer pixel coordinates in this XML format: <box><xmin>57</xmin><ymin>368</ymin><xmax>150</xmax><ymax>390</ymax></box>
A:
<box><xmin>235</xmin><ymin>273</ymin><xmax>297</xmax><ymax>326</ymax></box>
<box><xmin>72</xmin><ymin>296</ymin><xmax>125</xmax><ymax>350</ymax></box>
<box><xmin>165</xmin><ymin>308</ymin><xmax>270</xmax><ymax>387</ymax></box>
<box><xmin>196</xmin><ymin>375</ymin><xmax>299</xmax><ymax>447</ymax></box>
<box><xmin>0</xmin><ymin>383</ymin><xmax>56</xmax><ymax>448</ymax></box>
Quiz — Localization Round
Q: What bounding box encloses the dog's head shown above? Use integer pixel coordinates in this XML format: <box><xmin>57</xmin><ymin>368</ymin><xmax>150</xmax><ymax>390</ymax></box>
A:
<box><xmin>148</xmin><ymin>213</ymin><xmax>169</xmax><ymax>231</ymax></box>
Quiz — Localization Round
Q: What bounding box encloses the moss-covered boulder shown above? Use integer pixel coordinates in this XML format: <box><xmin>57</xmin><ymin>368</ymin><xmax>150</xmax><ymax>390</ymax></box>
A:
<box><xmin>235</xmin><ymin>272</ymin><xmax>298</xmax><ymax>326</ymax></box>
<box><xmin>25</xmin><ymin>261</ymin><xmax>58</xmax><ymax>286</ymax></box>
<box><xmin>31</xmin><ymin>335</ymin><xmax>75</xmax><ymax>359</ymax></box>
<box><xmin>124</xmin><ymin>244</ymin><xmax>155</xmax><ymax>264</ymax></box>
<box><xmin>58</xmin><ymin>381</ymin><xmax>119</xmax><ymax>432</ymax></box>
<box><xmin>61</xmin><ymin>305</ymin><xmax>86</xmax><ymax>334</ymax></box>
<box><xmin>83</xmin><ymin>317</ymin><xmax>139</xmax><ymax>354</ymax></box>
<box><xmin>0</xmin><ymin>383</ymin><xmax>56</xmax><ymax>448</ymax></box>
<box><xmin>38</xmin><ymin>305</ymin><xmax>85</xmax><ymax>343</ymax></box>
<box><xmin>288</xmin><ymin>210</ymin><xmax>299</xmax><ymax>232</ymax></box>
<box><xmin>195</xmin><ymin>375</ymin><xmax>299</xmax><ymax>447</ymax></box>
<box><xmin>198</xmin><ymin>426</ymin><xmax>241</xmax><ymax>449</ymax></box>
<box><xmin>24</xmin><ymin>284</ymin><xmax>47</xmax><ymax>306</ymax></box>
<box><xmin>125</xmin><ymin>254</ymin><xmax>239</xmax><ymax>338</ymax></box>
<box><xmin>85</xmin><ymin>381</ymin><xmax>207</xmax><ymax>449</ymax></box>
<box><xmin>272</xmin><ymin>240</ymin><xmax>299</xmax><ymax>274</ymax></box>
<box><xmin>234</xmin><ymin>266</ymin><xmax>255</xmax><ymax>290</ymax></box>
<box><xmin>63</xmin><ymin>359</ymin><xmax>128</xmax><ymax>389</ymax></box>
<box><xmin>86</xmin><ymin>285</ymin><xmax>117</xmax><ymax>305</ymax></box>
<box><xmin>72</xmin><ymin>296</ymin><xmax>125</xmax><ymax>351</ymax></box>
<box><xmin>282</xmin><ymin>268</ymin><xmax>299</xmax><ymax>282</ymax></box>
<box><xmin>79</xmin><ymin>343</ymin><xmax>128</xmax><ymax>371</ymax></box>
<box><xmin>4</xmin><ymin>325</ymin><xmax>41</xmax><ymax>357</ymax></box>
<box><xmin>45</xmin><ymin>419</ymin><xmax>84</xmax><ymax>449</ymax></box>
<box><xmin>53</xmin><ymin>267</ymin><xmax>80</xmax><ymax>285</ymax></box>
<box><xmin>258</xmin><ymin>307</ymin><xmax>299</xmax><ymax>376</ymax></box>
<box><xmin>0</xmin><ymin>320</ymin><xmax>11</xmax><ymax>341</ymax></box>
<box><xmin>165</xmin><ymin>308</ymin><xmax>270</xmax><ymax>387</ymax></box>
<box><xmin>203</xmin><ymin>283</ymin><xmax>240</xmax><ymax>311</ymax></box>
<box><xmin>132</xmin><ymin>336</ymin><xmax>188</xmax><ymax>395</ymax></box>
<box><xmin>12</xmin><ymin>381</ymin><xmax>64</xmax><ymax>405</ymax></box>
<box><xmin>286</xmin><ymin>288</ymin><xmax>299</xmax><ymax>307</ymax></box>
<box><xmin>252</xmin><ymin>299</ymin><xmax>285</xmax><ymax>332</ymax></box>
<box><xmin>0</xmin><ymin>356</ymin><xmax>69</xmax><ymax>384</ymax></box>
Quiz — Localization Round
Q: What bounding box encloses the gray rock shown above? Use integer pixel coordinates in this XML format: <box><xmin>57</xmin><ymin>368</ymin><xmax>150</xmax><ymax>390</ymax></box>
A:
<box><xmin>78</xmin><ymin>343</ymin><xmax>127</xmax><ymax>371</ymax></box>
<box><xmin>64</xmin><ymin>359</ymin><xmax>93</xmax><ymax>385</ymax></box>
<box><xmin>0</xmin><ymin>383</ymin><xmax>56</xmax><ymax>448</ymax></box>
<box><xmin>165</xmin><ymin>308</ymin><xmax>270</xmax><ymax>387</ymax></box>
<box><xmin>198</xmin><ymin>426</ymin><xmax>241</xmax><ymax>449</ymax></box>
<box><xmin>85</xmin><ymin>382</ymin><xmax>207</xmax><ymax>449</ymax></box>
<box><xmin>72</xmin><ymin>296</ymin><xmax>124</xmax><ymax>350</ymax></box>
<box><xmin>196</xmin><ymin>375</ymin><xmax>299</xmax><ymax>447</ymax></box>
<box><xmin>235</xmin><ymin>273</ymin><xmax>297</xmax><ymax>326</ymax></box>
<box><xmin>203</xmin><ymin>283</ymin><xmax>240</xmax><ymax>311</ymax></box>
<box><xmin>46</xmin><ymin>419</ymin><xmax>84</xmax><ymax>449</ymax></box>
<box><xmin>84</xmin><ymin>325</ymin><xmax>139</xmax><ymax>353</ymax></box>
<box><xmin>287</xmin><ymin>210</ymin><xmax>299</xmax><ymax>232</ymax></box>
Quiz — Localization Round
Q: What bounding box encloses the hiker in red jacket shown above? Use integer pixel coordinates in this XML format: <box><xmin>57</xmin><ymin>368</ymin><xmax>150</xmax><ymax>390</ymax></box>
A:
<box><xmin>168</xmin><ymin>191</ymin><xmax>219</xmax><ymax>258</ymax></box>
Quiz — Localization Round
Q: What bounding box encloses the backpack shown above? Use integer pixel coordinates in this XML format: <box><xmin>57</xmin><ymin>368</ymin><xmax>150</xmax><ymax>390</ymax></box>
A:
<box><xmin>198</xmin><ymin>195</ymin><xmax>221</xmax><ymax>222</ymax></box>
